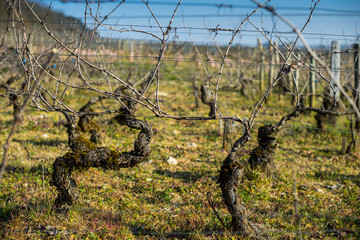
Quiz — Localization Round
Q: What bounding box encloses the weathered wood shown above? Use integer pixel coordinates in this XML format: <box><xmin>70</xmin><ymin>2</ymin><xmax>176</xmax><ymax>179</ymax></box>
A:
<box><xmin>218</xmin><ymin>131</ymin><xmax>261</xmax><ymax>236</ymax></box>
<box><xmin>257</xmin><ymin>38</ymin><xmax>264</xmax><ymax>92</ymax></box>
<box><xmin>51</xmin><ymin>115</ymin><xmax>153</xmax><ymax>214</ymax></box>
<box><xmin>287</xmin><ymin>46</ymin><xmax>293</xmax><ymax>95</ymax></box>
<box><xmin>129</xmin><ymin>40</ymin><xmax>135</xmax><ymax>62</ymax></box>
<box><xmin>269</xmin><ymin>41</ymin><xmax>275</xmax><ymax>87</ymax></box>
<box><xmin>117</xmin><ymin>38</ymin><xmax>121</xmax><ymax>56</ymax></box>
<box><xmin>309</xmin><ymin>55</ymin><xmax>316</xmax><ymax>107</ymax></box>
<box><xmin>222</xmin><ymin>119</ymin><xmax>234</xmax><ymax>151</ymax></box>
<box><xmin>293</xmin><ymin>53</ymin><xmax>301</xmax><ymax>105</ymax></box>
<box><xmin>274</xmin><ymin>41</ymin><xmax>280</xmax><ymax>75</ymax></box>
<box><xmin>354</xmin><ymin>43</ymin><xmax>360</xmax><ymax>131</ymax></box>
<box><xmin>200</xmin><ymin>84</ymin><xmax>215</xmax><ymax>117</ymax></box>
<box><xmin>330</xmin><ymin>41</ymin><xmax>340</xmax><ymax>99</ymax></box>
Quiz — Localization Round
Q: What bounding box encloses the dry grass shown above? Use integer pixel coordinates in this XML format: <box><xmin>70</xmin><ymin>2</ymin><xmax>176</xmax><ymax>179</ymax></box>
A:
<box><xmin>1</xmin><ymin>71</ymin><xmax>359</xmax><ymax>239</ymax></box>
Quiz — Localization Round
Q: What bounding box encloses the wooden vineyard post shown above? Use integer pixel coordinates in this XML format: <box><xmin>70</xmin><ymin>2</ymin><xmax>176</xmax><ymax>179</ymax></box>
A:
<box><xmin>269</xmin><ymin>41</ymin><xmax>275</xmax><ymax>87</ymax></box>
<box><xmin>330</xmin><ymin>41</ymin><xmax>340</xmax><ymax>100</ymax></box>
<box><xmin>117</xmin><ymin>39</ymin><xmax>122</xmax><ymax>56</ymax></box>
<box><xmin>291</xmin><ymin>53</ymin><xmax>300</xmax><ymax>105</ymax></box>
<box><xmin>314</xmin><ymin>42</ymin><xmax>341</xmax><ymax>128</ymax></box>
<box><xmin>221</xmin><ymin>119</ymin><xmax>234</xmax><ymax>151</ymax></box>
<box><xmin>222</xmin><ymin>119</ymin><xmax>228</xmax><ymax>150</ymax></box>
<box><xmin>287</xmin><ymin>44</ymin><xmax>293</xmax><ymax>101</ymax></box>
<box><xmin>129</xmin><ymin>40</ymin><xmax>135</xmax><ymax>62</ymax></box>
<box><xmin>309</xmin><ymin>55</ymin><xmax>316</xmax><ymax>107</ymax></box>
<box><xmin>257</xmin><ymin>38</ymin><xmax>264</xmax><ymax>92</ymax></box>
<box><xmin>123</xmin><ymin>39</ymin><xmax>128</xmax><ymax>59</ymax></box>
<box><xmin>272</xmin><ymin>41</ymin><xmax>282</xmax><ymax>100</ymax></box>
<box><xmin>274</xmin><ymin>41</ymin><xmax>280</xmax><ymax>75</ymax></box>
<box><xmin>258</xmin><ymin>39</ymin><xmax>264</xmax><ymax>92</ymax></box>
<box><xmin>294</xmin><ymin>52</ymin><xmax>301</xmax><ymax>104</ymax></box>
<box><xmin>354</xmin><ymin>43</ymin><xmax>360</xmax><ymax>131</ymax></box>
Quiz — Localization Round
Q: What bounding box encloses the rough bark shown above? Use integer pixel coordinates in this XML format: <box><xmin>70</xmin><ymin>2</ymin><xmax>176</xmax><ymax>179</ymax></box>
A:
<box><xmin>1</xmin><ymin>73</ymin><xmax>26</xmax><ymax>122</ymax></box>
<box><xmin>218</xmin><ymin>110</ymin><xmax>302</xmax><ymax>237</ymax></box>
<box><xmin>200</xmin><ymin>84</ymin><xmax>215</xmax><ymax>117</ymax></box>
<box><xmin>78</xmin><ymin>96</ymin><xmax>105</xmax><ymax>144</ymax></box>
<box><xmin>248</xmin><ymin>124</ymin><xmax>278</xmax><ymax>174</ymax></box>
<box><xmin>9</xmin><ymin>92</ymin><xmax>21</xmax><ymax>122</ymax></box>
<box><xmin>51</xmin><ymin>116</ymin><xmax>152</xmax><ymax>214</ymax></box>
<box><xmin>62</xmin><ymin>111</ymin><xmax>96</xmax><ymax>153</ymax></box>
<box><xmin>218</xmin><ymin>131</ymin><xmax>265</xmax><ymax>237</ymax></box>
<box><xmin>315</xmin><ymin>91</ymin><xmax>338</xmax><ymax>129</ymax></box>
<box><xmin>248</xmin><ymin>110</ymin><xmax>300</xmax><ymax>172</ymax></box>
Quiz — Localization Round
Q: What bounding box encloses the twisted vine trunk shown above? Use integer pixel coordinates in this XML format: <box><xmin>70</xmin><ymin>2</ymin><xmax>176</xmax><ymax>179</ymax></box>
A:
<box><xmin>51</xmin><ymin>113</ymin><xmax>152</xmax><ymax>214</ymax></box>
<box><xmin>218</xmin><ymin>132</ymin><xmax>262</xmax><ymax>236</ymax></box>
<box><xmin>219</xmin><ymin>111</ymin><xmax>301</xmax><ymax>237</ymax></box>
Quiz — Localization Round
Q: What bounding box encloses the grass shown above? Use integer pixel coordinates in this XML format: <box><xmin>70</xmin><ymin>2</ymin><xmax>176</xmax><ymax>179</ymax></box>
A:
<box><xmin>0</xmin><ymin>69</ymin><xmax>360</xmax><ymax>239</ymax></box>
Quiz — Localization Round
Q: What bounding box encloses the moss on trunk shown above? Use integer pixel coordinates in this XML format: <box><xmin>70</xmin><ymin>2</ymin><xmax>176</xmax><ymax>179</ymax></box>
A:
<box><xmin>248</xmin><ymin>124</ymin><xmax>278</xmax><ymax>174</ymax></box>
<box><xmin>51</xmin><ymin>115</ymin><xmax>152</xmax><ymax>214</ymax></box>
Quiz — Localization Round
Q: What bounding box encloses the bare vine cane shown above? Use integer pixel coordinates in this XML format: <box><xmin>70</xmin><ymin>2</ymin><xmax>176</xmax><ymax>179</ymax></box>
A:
<box><xmin>250</xmin><ymin>0</ymin><xmax>360</xmax><ymax>120</ymax></box>
<box><xmin>213</xmin><ymin>0</ymin><xmax>272</xmax><ymax>117</ymax></box>
<box><xmin>22</xmin><ymin>0</ymin><xmax>186</xmax><ymax>119</ymax></box>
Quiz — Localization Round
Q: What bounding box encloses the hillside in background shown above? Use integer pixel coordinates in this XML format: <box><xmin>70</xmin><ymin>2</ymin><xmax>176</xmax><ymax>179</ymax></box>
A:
<box><xmin>0</xmin><ymin>1</ymin><xmax>94</xmax><ymax>41</ymax></box>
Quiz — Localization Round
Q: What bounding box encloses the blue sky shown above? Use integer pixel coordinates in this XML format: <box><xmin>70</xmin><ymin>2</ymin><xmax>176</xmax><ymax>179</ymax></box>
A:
<box><xmin>38</xmin><ymin>0</ymin><xmax>360</xmax><ymax>47</ymax></box>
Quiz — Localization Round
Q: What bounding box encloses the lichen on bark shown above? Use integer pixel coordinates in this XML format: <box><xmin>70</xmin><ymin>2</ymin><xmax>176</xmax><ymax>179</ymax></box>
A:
<box><xmin>77</xmin><ymin>96</ymin><xmax>105</xmax><ymax>144</ymax></box>
<box><xmin>51</xmin><ymin>112</ymin><xmax>152</xmax><ymax>214</ymax></box>
<box><xmin>248</xmin><ymin>124</ymin><xmax>278</xmax><ymax>174</ymax></box>
<box><xmin>62</xmin><ymin>111</ymin><xmax>96</xmax><ymax>153</ymax></box>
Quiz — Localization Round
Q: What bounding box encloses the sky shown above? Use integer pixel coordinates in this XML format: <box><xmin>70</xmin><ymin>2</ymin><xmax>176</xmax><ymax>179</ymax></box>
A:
<box><xmin>37</xmin><ymin>0</ymin><xmax>360</xmax><ymax>47</ymax></box>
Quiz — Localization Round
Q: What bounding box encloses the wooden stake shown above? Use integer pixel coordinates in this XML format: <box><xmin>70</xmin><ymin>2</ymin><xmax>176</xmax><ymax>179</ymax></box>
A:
<box><xmin>330</xmin><ymin>41</ymin><xmax>340</xmax><ymax>99</ymax></box>
<box><xmin>354</xmin><ymin>43</ymin><xmax>360</xmax><ymax>131</ymax></box>
<box><xmin>269</xmin><ymin>41</ymin><xmax>274</xmax><ymax>87</ymax></box>
<box><xmin>257</xmin><ymin>39</ymin><xmax>264</xmax><ymax>92</ymax></box>
<box><xmin>309</xmin><ymin>55</ymin><xmax>316</xmax><ymax>107</ymax></box>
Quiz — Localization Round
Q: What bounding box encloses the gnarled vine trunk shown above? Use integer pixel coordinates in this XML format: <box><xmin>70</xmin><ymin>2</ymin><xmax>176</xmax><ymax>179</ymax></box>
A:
<box><xmin>51</xmin><ymin>112</ymin><xmax>152</xmax><ymax>214</ymax></box>
<box><xmin>219</xmin><ymin>110</ymin><xmax>301</xmax><ymax>237</ymax></box>
<box><xmin>218</xmin><ymin>131</ymin><xmax>263</xmax><ymax>237</ymax></box>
